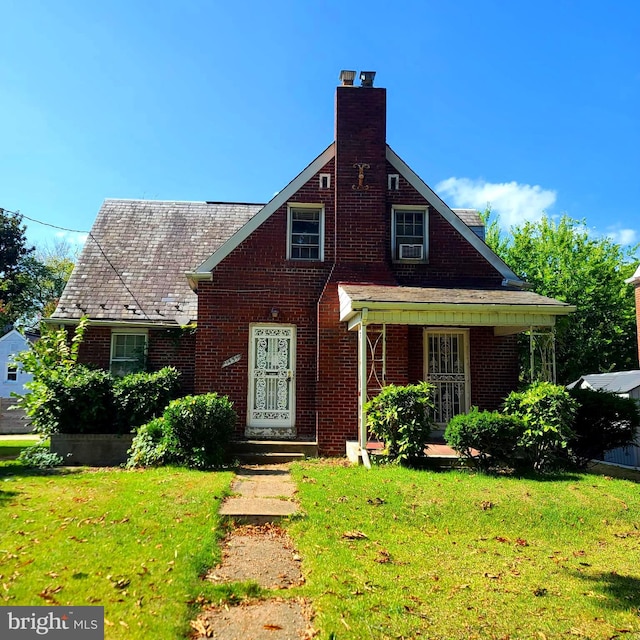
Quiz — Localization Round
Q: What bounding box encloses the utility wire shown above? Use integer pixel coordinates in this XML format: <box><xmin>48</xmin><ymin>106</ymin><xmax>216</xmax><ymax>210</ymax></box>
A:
<box><xmin>1</xmin><ymin>206</ymin><xmax>151</xmax><ymax>320</ymax></box>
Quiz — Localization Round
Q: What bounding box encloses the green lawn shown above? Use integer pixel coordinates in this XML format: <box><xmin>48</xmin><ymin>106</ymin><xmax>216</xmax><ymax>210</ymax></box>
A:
<box><xmin>0</xmin><ymin>461</ymin><xmax>233</xmax><ymax>639</ymax></box>
<box><xmin>289</xmin><ymin>461</ymin><xmax>640</xmax><ymax>640</ymax></box>
<box><xmin>0</xmin><ymin>437</ymin><xmax>40</xmax><ymax>459</ymax></box>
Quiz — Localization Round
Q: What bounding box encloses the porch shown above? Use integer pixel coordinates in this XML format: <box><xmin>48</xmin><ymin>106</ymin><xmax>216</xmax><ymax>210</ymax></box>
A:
<box><xmin>338</xmin><ymin>283</ymin><xmax>576</xmax><ymax>466</ymax></box>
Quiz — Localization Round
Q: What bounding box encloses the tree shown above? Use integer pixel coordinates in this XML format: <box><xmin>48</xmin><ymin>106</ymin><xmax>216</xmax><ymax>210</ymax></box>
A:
<box><xmin>483</xmin><ymin>212</ymin><xmax>639</xmax><ymax>384</ymax></box>
<box><xmin>0</xmin><ymin>209</ymin><xmax>34</xmax><ymax>330</ymax></box>
<box><xmin>10</xmin><ymin>240</ymin><xmax>76</xmax><ymax>329</ymax></box>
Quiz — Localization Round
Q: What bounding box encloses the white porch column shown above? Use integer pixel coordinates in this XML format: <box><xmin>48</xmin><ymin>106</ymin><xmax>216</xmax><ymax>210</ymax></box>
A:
<box><xmin>358</xmin><ymin>309</ymin><xmax>371</xmax><ymax>467</ymax></box>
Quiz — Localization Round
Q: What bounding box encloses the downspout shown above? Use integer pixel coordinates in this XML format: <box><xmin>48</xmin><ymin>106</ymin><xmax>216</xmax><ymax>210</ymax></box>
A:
<box><xmin>315</xmin><ymin>158</ymin><xmax>338</xmax><ymax>447</ymax></box>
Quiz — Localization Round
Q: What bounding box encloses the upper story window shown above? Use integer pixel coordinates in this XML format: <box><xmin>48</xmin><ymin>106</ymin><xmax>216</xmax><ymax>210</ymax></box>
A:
<box><xmin>287</xmin><ymin>205</ymin><xmax>324</xmax><ymax>261</ymax></box>
<box><xmin>388</xmin><ymin>174</ymin><xmax>399</xmax><ymax>190</ymax></box>
<box><xmin>6</xmin><ymin>363</ymin><xmax>18</xmax><ymax>382</ymax></box>
<box><xmin>392</xmin><ymin>206</ymin><xmax>428</xmax><ymax>262</ymax></box>
<box><xmin>319</xmin><ymin>173</ymin><xmax>331</xmax><ymax>189</ymax></box>
<box><xmin>110</xmin><ymin>331</ymin><xmax>147</xmax><ymax>376</ymax></box>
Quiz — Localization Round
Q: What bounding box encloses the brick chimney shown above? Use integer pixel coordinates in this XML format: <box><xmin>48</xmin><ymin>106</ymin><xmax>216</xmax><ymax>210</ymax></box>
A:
<box><xmin>333</xmin><ymin>70</ymin><xmax>390</xmax><ymax>268</ymax></box>
<box><xmin>626</xmin><ymin>265</ymin><xmax>640</xmax><ymax>365</ymax></box>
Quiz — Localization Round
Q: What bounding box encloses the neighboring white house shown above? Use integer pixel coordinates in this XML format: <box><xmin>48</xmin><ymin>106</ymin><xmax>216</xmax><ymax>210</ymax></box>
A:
<box><xmin>0</xmin><ymin>329</ymin><xmax>33</xmax><ymax>398</ymax></box>
<box><xmin>567</xmin><ymin>370</ymin><xmax>640</xmax><ymax>467</ymax></box>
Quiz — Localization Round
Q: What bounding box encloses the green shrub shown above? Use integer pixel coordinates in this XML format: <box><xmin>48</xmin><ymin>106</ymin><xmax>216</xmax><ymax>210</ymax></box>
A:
<box><xmin>127</xmin><ymin>394</ymin><xmax>236</xmax><ymax>469</ymax></box>
<box><xmin>568</xmin><ymin>388</ymin><xmax>640</xmax><ymax>467</ymax></box>
<box><xmin>126</xmin><ymin>418</ymin><xmax>174</xmax><ymax>468</ymax></box>
<box><xmin>114</xmin><ymin>367</ymin><xmax>181</xmax><ymax>431</ymax></box>
<box><xmin>445</xmin><ymin>408</ymin><xmax>524</xmax><ymax>471</ymax></box>
<box><xmin>13</xmin><ymin>318</ymin><xmax>88</xmax><ymax>435</ymax></box>
<box><xmin>31</xmin><ymin>366</ymin><xmax>117</xmax><ymax>435</ymax></box>
<box><xmin>503</xmin><ymin>381</ymin><xmax>577</xmax><ymax>472</ymax></box>
<box><xmin>17</xmin><ymin>444</ymin><xmax>64</xmax><ymax>469</ymax></box>
<box><xmin>364</xmin><ymin>382</ymin><xmax>435</xmax><ymax>464</ymax></box>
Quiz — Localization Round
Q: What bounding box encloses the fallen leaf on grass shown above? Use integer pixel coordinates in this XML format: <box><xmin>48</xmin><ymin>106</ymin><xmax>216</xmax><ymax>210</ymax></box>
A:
<box><xmin>374</xmin><ymin>550</ymin><xmax>392</xmax><ymax>564</ymax></box>
<box><xmin>342</xmin><ymin>530</ymin><xmax>368</xmax><ymax>540</ymax></box>
<box><xmin>366</xmin><ymin>497</ymin><xmax>386</xmax><ymax>506</ymax></box>
<box><xmin>38</xmin><ymin>585</ymin><xmax>63</xmax><ymax>604</ymax></box>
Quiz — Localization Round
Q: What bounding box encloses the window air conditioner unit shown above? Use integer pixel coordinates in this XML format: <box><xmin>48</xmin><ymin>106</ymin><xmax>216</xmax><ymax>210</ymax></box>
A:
<box><xmin>399</xmin><ymin>244</ymin><xmax>423</xmax><ymax>260</ymax></box>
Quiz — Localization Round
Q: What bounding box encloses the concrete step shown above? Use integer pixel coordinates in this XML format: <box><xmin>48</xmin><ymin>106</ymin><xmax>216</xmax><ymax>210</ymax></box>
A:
<box><xmin>230</xmin><ymin>440</ymin><xmax>318</xmax><ymax>464</ymax></box>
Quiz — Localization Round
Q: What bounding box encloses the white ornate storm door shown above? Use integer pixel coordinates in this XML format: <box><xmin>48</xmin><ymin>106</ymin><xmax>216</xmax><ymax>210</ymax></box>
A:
<box><xmin>247</xmin><ymin>325</ymin><xmax>296</xmax><ymax>439</ymax></box>
<box><xmin>424</xmin><ymin>329</ymin><xmax>470</xmax><ymax>425</ymax></box>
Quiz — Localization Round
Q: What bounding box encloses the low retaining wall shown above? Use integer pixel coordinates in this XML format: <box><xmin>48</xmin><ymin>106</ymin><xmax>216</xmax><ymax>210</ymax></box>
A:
<box><xmin>50</xmin><ymin>433</ymin><xmax>134</xmax><ymax>467</ymax></box>
<box><xmin>0</xmin><ymin>398</ymin><xmax>33</xmax><ymax>434</ymax></box>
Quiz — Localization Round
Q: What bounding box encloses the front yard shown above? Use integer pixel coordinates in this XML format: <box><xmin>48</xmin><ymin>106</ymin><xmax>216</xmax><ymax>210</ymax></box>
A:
<box><xmin>289</xmin><ymin>461</ymin><xmax>640</xmax><ymax>640</ymax></box>
<box><xmin>1</xmin><ymin>455</ymin><xmax>640</xmax><ymax>639</ymax></box>
<box><xmin>0</xmin><ymin>461</ymin><xmax>233</xmax><ymax>639</ymax></box>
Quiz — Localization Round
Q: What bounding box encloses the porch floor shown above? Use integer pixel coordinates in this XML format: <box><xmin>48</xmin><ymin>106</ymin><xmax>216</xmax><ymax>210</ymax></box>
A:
<box><xmin>366</xmin><ymin>439</ymin><xmax>468</xmax><ymax>464</ymax></box>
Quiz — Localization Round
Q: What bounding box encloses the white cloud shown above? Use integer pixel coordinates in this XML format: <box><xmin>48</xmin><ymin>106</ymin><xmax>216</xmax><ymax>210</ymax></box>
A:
<box><xmin>54</xmin><ymin>230</ymin><xmax>88</xmax><ymax>246</ymax></box>
<box><xmin>436</xmin><ymin>177</ymin><xmax>557</xmax><ymax>229</ymax></box>
<box><xmin>606</xmin><ymin>227</ymin><xmax>638</xmax><ymax>246</ymax></box>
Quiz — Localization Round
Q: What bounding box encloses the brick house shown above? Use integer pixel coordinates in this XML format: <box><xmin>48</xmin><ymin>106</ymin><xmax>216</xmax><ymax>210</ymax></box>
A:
<box><xmin>627</xmin><ymin>265</ymin><xmax>640</xmax><ymax>365</ymax></box>
<box><xmin>50</xmin><ymin>71</ymin><xmax>573</xmax><ymax>456</ymax></box>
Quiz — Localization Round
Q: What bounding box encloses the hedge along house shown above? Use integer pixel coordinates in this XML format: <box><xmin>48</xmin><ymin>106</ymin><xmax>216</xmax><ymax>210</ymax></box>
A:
<box><xmin>50</xmin><ymin>71</ymin><xmax>574</xmax><ymax>457</ymax></box>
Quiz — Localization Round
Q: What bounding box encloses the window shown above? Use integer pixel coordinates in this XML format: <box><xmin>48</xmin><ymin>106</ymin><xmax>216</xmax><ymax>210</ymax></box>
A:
<box><xmin>110</xmin><ymin>332</ymin><xmax>147</xmax><ymax>376</ymax></box>
<box><xmin>388</xmin><ymin>174</ymin><xmax>399</xmax><ymax>190</ymax></box>
<box><xmin>288</xmin><ymin>205</ymin><xmax>324</xmax><ymax>261</ymax></box>
<box><xmin>319</xmin><ymin>173</ymin><xmax>331</xmax><ymax>189</ymax></box>
<box><xmin>392</xmin><ymin>206</ymin><xmax>428</xmax><ymax>262</ymax></box>
<box><xmin>6</xmin><ymin>364</ymin><xmax>18</xmax><ymax>382</ymax></box>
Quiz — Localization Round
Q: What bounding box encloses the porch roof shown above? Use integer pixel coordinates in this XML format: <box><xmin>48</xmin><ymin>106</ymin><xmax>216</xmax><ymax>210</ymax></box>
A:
<box><xmin>338</xmin><ymin>284</ymin><xmax>575</xmax><ymax>335</ymax></box>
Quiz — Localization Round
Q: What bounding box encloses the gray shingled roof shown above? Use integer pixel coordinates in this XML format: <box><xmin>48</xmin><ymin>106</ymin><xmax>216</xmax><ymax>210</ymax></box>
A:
<box><xmin>452</xmin><ymin>209</ymin><xmax>483</xmax><ymax>227</ymax></box>
<box><xmin>567</xmin><ymin>371</ymin><xmax>640</xmax><ymax>394</ymax></box>
<box><xmin>53</xmin><ymin>199</ymin><xmax>263</xmax><ymax>325</ymax></box>
<box><xmin>338</xmin><ymin>283</ymin><xmax>574</xmax><ymax>308</ymax></box>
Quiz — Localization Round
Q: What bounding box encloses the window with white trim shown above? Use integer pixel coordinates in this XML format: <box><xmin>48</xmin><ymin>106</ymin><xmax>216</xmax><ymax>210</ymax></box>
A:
<box><xmin>287</xmin><ymin>205</ymin><xmax>324</xmax><ymax>261</ymax></box>
<box><xmin>388</xmin><ymin>174</ymin><xmax>399</xmax><ymax>190</ymax></box>
<box><xmin>110</xmin><ymin>332</ymin><xmax>147</xmax><ymax>376</ymax></box>
<box><xmin>392</xmin><ymin>206</ymin><xmax>428</xmax><ymax>262</ymax></box>
<box><xmin>6</xmin><ymin>363</ymin><xmax>18</xmax><ymax>382</ymax></box>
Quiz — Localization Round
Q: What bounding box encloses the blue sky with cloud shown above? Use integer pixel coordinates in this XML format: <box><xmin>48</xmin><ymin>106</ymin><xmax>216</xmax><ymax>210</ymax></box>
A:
<box><xmin>1</xmin><ymin>0</ymin><xmax>638</xmax><ymax>256</ymax></box>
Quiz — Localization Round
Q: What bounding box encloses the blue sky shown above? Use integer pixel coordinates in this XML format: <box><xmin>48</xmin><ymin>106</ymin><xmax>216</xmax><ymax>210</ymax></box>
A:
<box><xmin>1</xmin><ymin>0</ymin><xmax>639</xmax><ymax>256</ymax></box>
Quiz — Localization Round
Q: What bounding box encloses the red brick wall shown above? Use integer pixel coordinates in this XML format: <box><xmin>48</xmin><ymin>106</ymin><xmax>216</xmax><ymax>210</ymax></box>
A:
<box><xmin>469</xmin><ymin>327</ymin><xmax>520</xmax><ymax>410</ymax></box>
<box><xmin>78</xmin><ymin>326</ymin><xmax>111</xmax><ymax>370</ymax></box>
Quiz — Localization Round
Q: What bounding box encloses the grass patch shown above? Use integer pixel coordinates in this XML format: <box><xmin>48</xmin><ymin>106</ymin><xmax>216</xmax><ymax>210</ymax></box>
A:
<box><xmin>289</xmin><ymin>461</ymin><xmax>640</xmax><ymax>640</ymax></box>
<box><xmin>0</xmin><ymin>437</ymin><xmax>43</xmax><ymax>459</ymax></box>
<box><xmin>0</xmin><ymin>460</ymin><xmax>233</xmax><ymax>639</ymax></box>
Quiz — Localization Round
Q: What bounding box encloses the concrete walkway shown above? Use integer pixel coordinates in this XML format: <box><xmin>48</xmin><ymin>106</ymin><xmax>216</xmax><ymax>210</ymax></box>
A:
<box><xmin>219</xmin><ymin>464</ymin><xmax>299</xmax><ymax>524</ymax></box>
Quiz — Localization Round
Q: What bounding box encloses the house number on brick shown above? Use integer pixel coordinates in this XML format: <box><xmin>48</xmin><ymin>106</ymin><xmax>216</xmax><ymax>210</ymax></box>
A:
<box><xmin>352</xmin><ymin>163</ymin><xmax>370</xmax><ymax>190</ymax></box>
<box><xmin>222</xmin><ymin>354</ymin><xmax>241</xmax><ymax>368</ymax></box>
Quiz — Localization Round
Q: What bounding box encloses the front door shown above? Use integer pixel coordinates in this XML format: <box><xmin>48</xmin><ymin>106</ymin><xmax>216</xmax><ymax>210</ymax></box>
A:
<box><xmin>424</xmin><ymin>329</ymin><xmax>470</xmax><ymax>425</ymax></box>
<box><xmin>246</xmin><ymin>325</ymin><xmax>296</xmax><ymax>438</ymax></box>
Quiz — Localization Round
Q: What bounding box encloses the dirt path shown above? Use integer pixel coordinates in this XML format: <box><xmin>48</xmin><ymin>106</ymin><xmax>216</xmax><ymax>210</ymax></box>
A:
<box><xmin>190</xmin><ymin>465</ymin><xmax>315</xmax><ymax>639</ymax></box>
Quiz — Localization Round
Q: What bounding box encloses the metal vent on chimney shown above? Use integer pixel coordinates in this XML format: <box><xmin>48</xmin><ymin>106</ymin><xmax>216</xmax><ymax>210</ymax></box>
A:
<box><xmin>359</xmin><ymin>71</ymin><xmax>376</xmax><ymax>87</ymax></box>
<box><xmin>339</xmin><ymin>70</ymin><xmax>356</xmax><ymax>86</ymax></box>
